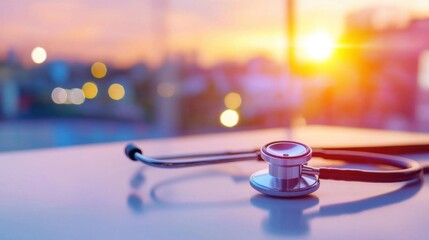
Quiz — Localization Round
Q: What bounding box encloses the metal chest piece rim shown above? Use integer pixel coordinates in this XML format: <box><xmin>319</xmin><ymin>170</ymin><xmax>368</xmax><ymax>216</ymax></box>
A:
<box><xmin>249</xmin><ymin>141</ymin><xmax>320</xmax><ymax>197</ymax></box>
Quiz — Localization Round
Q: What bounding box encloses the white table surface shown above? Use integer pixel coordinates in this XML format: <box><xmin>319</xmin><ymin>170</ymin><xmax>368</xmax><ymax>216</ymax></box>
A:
<box><xmin>1</xmin><ymin>125</ymin><xmax>429</xmax><ymax>240</ymax></box>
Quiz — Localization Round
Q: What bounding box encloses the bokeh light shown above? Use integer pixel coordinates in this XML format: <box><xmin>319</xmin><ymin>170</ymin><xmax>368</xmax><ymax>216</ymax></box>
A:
<box><xmin>108</xmin><ymin>83</ymin><xmax>125</xmax><ymax>100</ymax></box>
<box><xmin>51</xmin><ymin>87</ymin><xmax>67</xmax><ymax>104</ymax></box>
<box><xmin>298</xmin><ymin>32</ymin><xmax>335</xmax><ymax>62</ymax></box>
<box><xmin>220</xmin><ymin>109</ymin><xmax>239</xmax><ymax>128</ymax></box>
<box><xmin>68</xmin><ymin>88</ymin><xmax>85</xmax><ymax>105</ymax></box>
<box><xmin>224</xmin><ymin>92</ymin><xmax>242</xmax><ymax>110</ymax></box>
<box><xmin>31</xmin><ymin>47</ymin><xmax>47</xmax><ymax>64</ymax></box>
<box><xmin>91</xmin><ymin>62</ymin><xmax>107</xmax><ymax>78</ymax></box>
<box><xmin>82</xmin><ymin>82</ymin><xmax>98</xmax><ymax>99</ymax></box>
<box><xmin>157</xmin><ymin>82</ymin><xmax>176</xmax><ymax>98</ymax></box>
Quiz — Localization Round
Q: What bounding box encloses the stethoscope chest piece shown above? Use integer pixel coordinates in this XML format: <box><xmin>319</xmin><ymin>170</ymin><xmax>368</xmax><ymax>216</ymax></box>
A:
<box><xmin>249</xmin><ymin>141</ymin><xmax>320</xmax><ymax>197</ymax></box>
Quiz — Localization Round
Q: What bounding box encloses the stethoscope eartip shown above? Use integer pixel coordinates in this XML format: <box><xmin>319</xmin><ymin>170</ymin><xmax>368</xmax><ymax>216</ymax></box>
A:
<box><xmin>125</xmin><ymin>144</ymin><xmax>142</xmax><ymax>161</ymax></box>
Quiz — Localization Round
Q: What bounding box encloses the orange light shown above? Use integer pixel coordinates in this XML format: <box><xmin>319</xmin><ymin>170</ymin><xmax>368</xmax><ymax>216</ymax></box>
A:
<box><xmin>108</xmin><ymin>83</ymin><xmax>125</xmax><ymax>100</ymax></box>
<box><xmin>91</xmin><ymin>62</ymin><xmax>107</xmax><ymax>78</ymax></box>
<box><xmin>82</xmin><ymin>82</ymin><xmax>98</xmax><ymax>99</ymax></box>
<box><xmin>224</xmin><ymin>92</ymin><xmax>242</xmax><ymax>110</ymax></box>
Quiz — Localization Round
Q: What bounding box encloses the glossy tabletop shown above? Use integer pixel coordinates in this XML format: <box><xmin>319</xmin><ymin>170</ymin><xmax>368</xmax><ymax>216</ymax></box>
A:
<box><xmin>1</xmin><ymin>125</ymin><xmax>429</xmax><ymax>239</ymax></box>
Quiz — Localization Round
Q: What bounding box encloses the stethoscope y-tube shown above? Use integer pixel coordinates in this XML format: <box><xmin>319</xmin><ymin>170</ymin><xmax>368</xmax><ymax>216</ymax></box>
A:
<box><xmin>125</xmin><ymin>141</ymin><xmax>429</xmax><ymax>197</ymax></box>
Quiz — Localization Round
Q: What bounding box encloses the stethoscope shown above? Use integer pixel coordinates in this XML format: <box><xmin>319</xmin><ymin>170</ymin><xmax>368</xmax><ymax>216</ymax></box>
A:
<box><xmin>125</xmin><ymin>141</ymin><xmax>429</xmax><ymax>197</ymax></box>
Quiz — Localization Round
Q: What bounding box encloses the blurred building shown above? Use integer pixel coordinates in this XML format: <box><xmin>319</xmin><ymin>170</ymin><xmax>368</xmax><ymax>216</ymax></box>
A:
<box><xmin>329</xmin><ymin>7</ymin><xmax>429</xmax><ymax>131</ymax></box>
<box><xmin>0</xmin><ymin>50</ymin><xmax>22</xmax><ymax>119</ymax></box>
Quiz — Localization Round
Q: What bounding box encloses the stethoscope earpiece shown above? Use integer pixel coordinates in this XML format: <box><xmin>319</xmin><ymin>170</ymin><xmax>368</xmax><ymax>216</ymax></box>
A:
<box><xmin>125</xmin><ymin>144</ymin><xmax>143</xmax><ymax>161</ymax></box>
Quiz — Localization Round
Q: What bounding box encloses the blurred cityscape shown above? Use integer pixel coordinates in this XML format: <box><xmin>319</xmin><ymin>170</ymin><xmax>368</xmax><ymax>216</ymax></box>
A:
<box><xmin>1</xmin><ymin>4</ymin><xmax>429</xmax><ymax>151</ymax></box>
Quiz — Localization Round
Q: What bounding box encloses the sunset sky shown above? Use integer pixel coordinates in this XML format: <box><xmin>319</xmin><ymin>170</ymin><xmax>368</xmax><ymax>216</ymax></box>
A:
<box><xmin>1</xmin><ymin>0</ymin><xmax>429</xmax><ymax>67</ymax></box>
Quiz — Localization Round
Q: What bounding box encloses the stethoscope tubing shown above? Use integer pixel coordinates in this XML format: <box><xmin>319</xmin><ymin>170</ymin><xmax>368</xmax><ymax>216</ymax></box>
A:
<box><xmin>313</xmin><ymin>149</ymin><xmax>423</xmax><ymax>182</ymax></box>
<box><xmin>131</xmin><ymin>150</ymin><xmax>260</xmax><ymax>168</ymax></box>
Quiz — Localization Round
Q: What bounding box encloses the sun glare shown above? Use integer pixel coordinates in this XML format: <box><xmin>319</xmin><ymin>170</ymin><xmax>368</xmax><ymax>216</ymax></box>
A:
<box><xmin>297</xmin><ymin>32</ymin><xmax>335</xmax><ymax>62</ymax></box>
